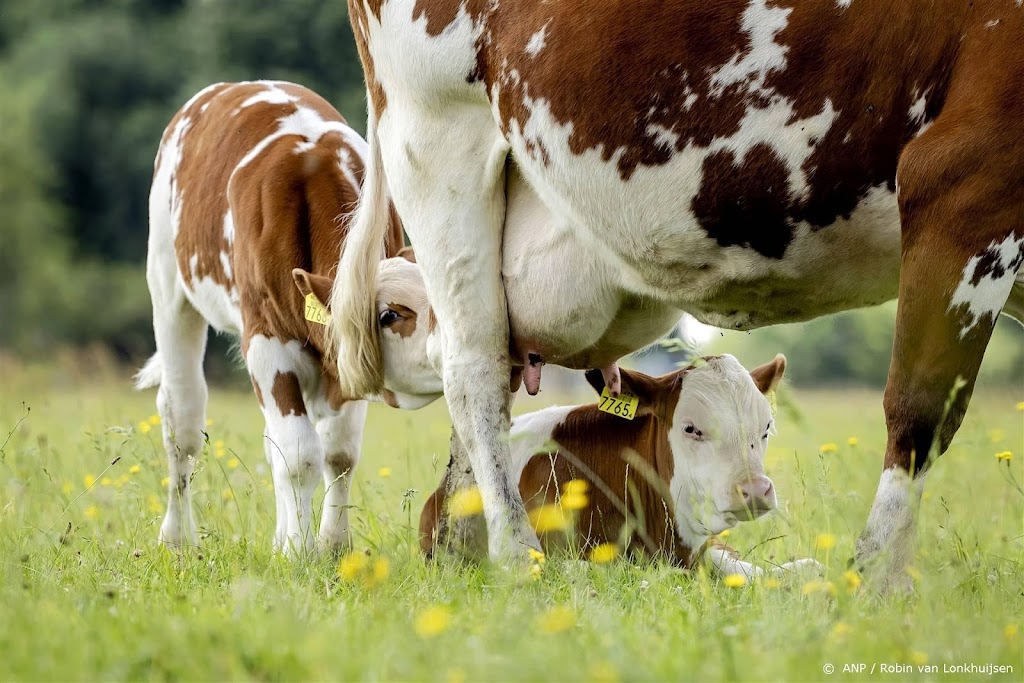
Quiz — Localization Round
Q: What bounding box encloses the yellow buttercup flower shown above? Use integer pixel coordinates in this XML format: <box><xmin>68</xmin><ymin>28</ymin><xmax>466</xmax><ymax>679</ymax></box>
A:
<box><xmin>84</xmin><ymin>505</ymin><xmax>99</xmax><ymax>520</ymax></box>
<box><xmin>723</xmin><ymin>574</ymin><xmax>747</xmax><ymax>588</ymax></box>
<box><xmin>536</xmin><ymin>606</ymin><xmax>576</xmax><ymax>634</ymax></box>
<box><xmin>129</xmin><ymin>464</ymin><xmax>141</xmax><ymax>475</ymax></box>
<box><xmin>338</xmin><ymin>551</ymin><xmax>369</xmax><ymax>581</ymax></box>
<box><xmin>529</xmin><ymin>504</ymin><xmax>570</xmax><ymax>533</ymax></box>
<box><xmin>589</xmin><ymin>543</ymin><xmax>618</xmax><ymax>564</ymax></box>
<box><xmin>61</xmin><ymin>482</ymin><xmax>74</xmax><ymax>495</ymax></box>
<box><xmin>1015</xmin><ymin>401</ymin><xmax>1024</xmax><ymax>411</ymax></box>
<box><xmin>761</xmin><ymin>577</ymin><xmax>780</xmax><ymax>589</ymax></box>
<box><xmin>449</xmin><ymin>487</ymin><xmax>484</xmax><ymax>518</ymax></box>
<box><xmin>414</xmin><ymin>606</ymin><xmax>451</xmax><ymax>638</ymax></box>
<box><xmin>842</xmin><ymin>569</ymin><xmax>862</xmax><ymax>591</ymax></box>
<box><xmin>529</xmin><ymin>563</ymin><xmax>542</xmax><ymax>581</ymax></box>
<box><xmin>815</xmin><ymin>533</ymin><xmax>837</xmax><ymax>551</ymax></box>
<box><xmin>148</xmin><ymin>414</ymin><xmax>161</xmax><ymax>426</ymax></box>
<box><xmin>206</xmin><ymin>418</ymin><xmax>213</xmax><ymax>427</ymax></box>
<box><xmin>147</xmin><ymin>495</ymin><xmax>162</xmax><ymax>514</ymax></box>
<box><xmin>100</xmin><ymin>477</ymin><xmax>113</xmax><ymax>487</ymax></box>
<box><xmin>227</xmin><ymin>457</ymin><xmax>240</xmax><ymax>469</ymax></box>
<box><xmin>560</xmin><ymin>491</ymin><xmax>589</xmax><ymax>511</ymax></box>
<box><xmin>378</xmin><ymin>467</ymin><xmax>392</xmax><ymax>478</ymax></box>
<box><xmin>819</xmin><ymin>442</ymin><xmax>838</xmax><ymax>454</ymax></box>
<box><xmin>446</xmin><ymin>669</ymin><xmax>466</xmax><ymax>683</ymax></box>
<box><xmin>562</xmin><ymin>479</ymin><xmax>589</xmax><ymax>495</ymax></box>
<box><xmin>160</xmin><ymin>476</ymin><xmax>170</xmax><ymax>487</ymax></box>
<box><xmin>717</xmin><ymin>529</ymin><xmax>731</xmax><ymax>538</ymax></box>
<box><xmin>337</xmin><ymin>551</ymin><xmax>389</xmax><ymax>588</ymax></box>
<box><xmin>222</xmin><ymin>488</ymin><xmax>234</xmax><ymax>501</ymax></box>
<box><xmin>370</xmin><ymin>557</ymin><xmax>390</xmax><ymax>586</ymax></box>
<box><xmin>847</xmin><ymin>436</ymin><xmax>859</xmax><ymax>447</ymax></box>
<box><xmin>1005</xmin><ymin>624</ymin><xmax>1019</xmax><ymax>640</ymax></box>
<box><xmin>137</xmin><ymin>421</ymin><xmax>151</xmax><ymax>434</ymax></box>
<box><xmin>995</xmin><ymin>451</ymin><xmax>1013</xmax><ymax>462</ymax></box>
<box><xmin>905</xmin><ymin>565</ymin><xmax>922</xmax><ymax>582</ymax></box>
<box><xmin>528</xmin><ymin>548</ymin><xmax>546</xmax><ymax>565</ymax></box>
<box><xmin>910</xmin><ymin>652</ymin><xmax>928</xmax><ymax>666</ymax></box>
<box><xmin>84</xmin><ymin>474</ymin><xmax>97</xmax><ymax>488</ymax></box>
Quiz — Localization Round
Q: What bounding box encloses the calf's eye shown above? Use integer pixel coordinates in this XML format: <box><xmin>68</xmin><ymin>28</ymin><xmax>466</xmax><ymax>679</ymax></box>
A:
<box><xmin>379</xmin><ymin>309</ymin><xmax>401</xmax><ymax>326</ymax></box>
<box><xmin>682</xmin><ymin>423</ymin><xmax>704</xmax><ymax>440</ymax></box>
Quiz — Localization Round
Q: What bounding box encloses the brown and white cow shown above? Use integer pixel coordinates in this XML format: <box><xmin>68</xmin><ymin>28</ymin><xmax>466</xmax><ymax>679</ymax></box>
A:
<box><xmin>421</xmin><ymin>355</ymin><xmax>820</xmax><ymax>578</ymax></box>
<box><xmin>330</xmin><ymin>1</ymin><xmax>1024</xmax><ymax>587</ymax></box>
<box><xmin>135</xmin><ymin>81</ymin><xmax>405</xmax><ymax>554</ymax></box>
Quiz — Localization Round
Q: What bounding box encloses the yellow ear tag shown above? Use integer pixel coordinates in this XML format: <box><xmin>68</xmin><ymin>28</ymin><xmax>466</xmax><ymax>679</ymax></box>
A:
<box><xmin>304</xmin><ymin>292</ymin><xmax>330</xmax><ymax>325</ymax></box>
<box><xmin>598</xmin><ymin>388</ymin><xmax>639</xmax><ymax>420</ymax></box>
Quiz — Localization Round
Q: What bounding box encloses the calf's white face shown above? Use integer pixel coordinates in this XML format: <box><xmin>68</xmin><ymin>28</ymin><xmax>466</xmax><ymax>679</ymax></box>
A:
<box><xmin>591</xmin><ymin>355</ymin><xmax>786</xmax><ymax>542</ymax></box>
<box><xmin>374</xmin><ymin>257</ymin><xmax>443</xmax><ymax>408</ymax></box>
<box><xmin>667</xmin><ymin>355</ymin><xmax>784</xmax><ymax>537</ymax></box>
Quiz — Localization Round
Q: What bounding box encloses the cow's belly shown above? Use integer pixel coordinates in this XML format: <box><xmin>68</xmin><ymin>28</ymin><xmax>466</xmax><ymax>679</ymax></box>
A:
<box><xmin>503</xmin><ymin>169</ymin><xmax>683</xmax><ymax>367</ymax></box>
<box><xmin>508</xmin><ymin>140</ymin><xmax>903</xmax><ymax>331</ymax></box>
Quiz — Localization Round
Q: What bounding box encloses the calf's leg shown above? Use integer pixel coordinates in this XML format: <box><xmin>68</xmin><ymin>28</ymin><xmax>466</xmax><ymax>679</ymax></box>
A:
<box><xmin>315</xmin><ymin>400</ymin><xmax>368</xmax><ymax>554</ymax></box>
<box><xmin>247</xmin><ymin>335</ymin><xmax>323</xmax><ymax>556</ymax></box>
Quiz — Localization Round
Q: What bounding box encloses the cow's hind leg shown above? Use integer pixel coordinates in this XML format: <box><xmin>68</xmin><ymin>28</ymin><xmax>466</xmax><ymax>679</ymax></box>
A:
<box><xmin>379</xmin><ymin>105</ymin><xmax>539</xmax><ymax>564</ymax></box>
<box><xmin>151</xmin><ymin>294</ymin><xmax>209</xmax><ymax>549</ymax></box>
<box><xmin>314</xmin><ymin>400</ymin><xmax>367</xmax><ymax>554</ymax></box>
<box><xmin>856</xmin><ymin>96</ymin><xmax>1024</xmax><ymax>590</ymax></box>
<box><xmin>247</xmin><ymin>335</ymin><xmax>323</xmax><ymax>556</ymax></box>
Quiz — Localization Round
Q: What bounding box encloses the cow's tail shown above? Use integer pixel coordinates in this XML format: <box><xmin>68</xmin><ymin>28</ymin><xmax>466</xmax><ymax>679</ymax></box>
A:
<box><xmin>133</xmin><ymin>352</ymin><xmax>163</xmax><ymax>390</ymax></box>
<box><xmin>328</xmin><ymin>101</ymin><xmax>388</xmax><ymax>398</ymax></box>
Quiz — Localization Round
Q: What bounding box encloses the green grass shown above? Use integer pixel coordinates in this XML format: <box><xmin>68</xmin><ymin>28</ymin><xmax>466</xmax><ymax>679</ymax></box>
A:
<box><xmin>1</xmin><ymin>360</ymin><xmax>1022</xmax><ymax>682</ymax></box>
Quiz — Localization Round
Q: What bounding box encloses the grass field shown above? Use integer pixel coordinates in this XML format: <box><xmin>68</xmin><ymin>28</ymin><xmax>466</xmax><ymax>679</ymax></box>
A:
<box><xmin>1</xmin><ymin>359</ymin><xmax>1022</xmax><ymax>682</ymax></box>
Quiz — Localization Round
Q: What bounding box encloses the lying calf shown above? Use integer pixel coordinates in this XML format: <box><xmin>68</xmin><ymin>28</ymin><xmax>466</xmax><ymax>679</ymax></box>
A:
<box><xmin>421</xmin><ymin>354</ymin><xmax>817</xmax><ymax>578</ymax></box>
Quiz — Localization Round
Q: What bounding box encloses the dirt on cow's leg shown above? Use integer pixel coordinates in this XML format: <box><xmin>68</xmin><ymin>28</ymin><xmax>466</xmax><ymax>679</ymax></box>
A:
<box><xmin>856</xmin><ymin>52</ymin><xmax>1024</xmax><ymax>591</ymax></box>
<box><xmin>432</xmin><ymin>430</ymin><xmax>489</xmax><ymax>561</ymax></box>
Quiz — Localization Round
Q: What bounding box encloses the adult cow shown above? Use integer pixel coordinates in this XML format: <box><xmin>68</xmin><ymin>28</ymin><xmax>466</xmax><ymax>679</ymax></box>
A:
<box><xmin>332</xmin><ymin>0</ymin><xmax>1024</xmax><ymax>588</ymax></box>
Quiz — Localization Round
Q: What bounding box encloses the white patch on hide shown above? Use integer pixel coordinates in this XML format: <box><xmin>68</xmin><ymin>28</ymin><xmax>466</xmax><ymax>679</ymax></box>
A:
<box><xmin>948</xmin><ymin>235</ymin><xmax>1024</xmax><ymax>338</ymax></box>
<box><xmin>710</xmin><ymin>0</ymin><xmax>793</xmax><ymax>97</ymax></box>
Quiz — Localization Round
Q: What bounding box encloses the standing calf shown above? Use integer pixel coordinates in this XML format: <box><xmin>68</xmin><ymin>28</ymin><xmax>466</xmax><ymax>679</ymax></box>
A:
<box><xmin>136</xmin><ymin>81</ymin><xmax>404</xmax><ymax>554</ymax></box>
<box><xmin>421</xmin><ymin>355</ymin><xmax>817</xmax><ymax>577</ymax></box>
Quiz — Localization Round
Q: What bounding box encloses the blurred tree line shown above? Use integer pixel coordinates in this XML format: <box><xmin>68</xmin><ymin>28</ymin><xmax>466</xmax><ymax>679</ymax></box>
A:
<box><xmin>0</xmin><ymin>1</ymin><xmax>1020</xmax><ymax>387</ymax></box>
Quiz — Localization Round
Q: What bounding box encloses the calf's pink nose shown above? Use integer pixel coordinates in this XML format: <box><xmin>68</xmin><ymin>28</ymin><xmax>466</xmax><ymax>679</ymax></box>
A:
<box><xmin>738</xmin><ymin>477</ymin><xmax>775</xmax><ymax>509</ymax></box>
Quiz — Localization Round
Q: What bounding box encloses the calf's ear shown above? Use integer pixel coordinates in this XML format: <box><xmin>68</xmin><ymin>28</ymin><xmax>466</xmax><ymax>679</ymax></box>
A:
<box><xmin>292</xmin><ymin>269</ymin><xmax>334</xmax><ymax>309</ymax></box>
<box><xmin>750</xmin><ymin>353</ymin><xmax>787</xmax><ymax>394</ymax></box>
<box><xmin>396</xmin><ymin>246</ymin><xmax>417</xmax><ymax>263</ymax></box>
<box><xmin>585</xmin><ymin>367</ymin><xmax>664</xmax><ymax>418</ymax></box>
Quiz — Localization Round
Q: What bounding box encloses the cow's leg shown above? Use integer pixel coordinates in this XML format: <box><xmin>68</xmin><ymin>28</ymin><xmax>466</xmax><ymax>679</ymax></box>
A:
<box><xmin>433</xmin><ymin>430</ymin><xmax>490</xmax><ymax>560</ymax></box>
<box><xmin>380</xmin><ymin>108</ymin><xmax>539</xmax><ymax>563</ymax></box>
<box><xmin>247</xmin><ymin>335</ymin><xmax>322</xmax><ymax>556</ymax></box>
<box><xmin>855</xmin><ymin>108</ymin><xmax>1023</xmax><ymax>590</ymax></box>
<box><xmin>315</xmin><ymin>400</ymin><xmax>368</xmax><ymax>553</ymax></box>
<box><xmin>153</xmin><ymin>299</ymin><xmax>209</xmax><ymax>549</ymax></box>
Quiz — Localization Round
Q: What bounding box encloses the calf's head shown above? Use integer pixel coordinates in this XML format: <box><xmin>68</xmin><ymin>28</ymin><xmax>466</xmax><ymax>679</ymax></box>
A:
<box><xmin>292</xmin><ymin>254</ymin><xmax>442</xmax><ymax>409</ymax></box>
<box><xmin>586</xmin><ymin>354</ymin><xmax>786</xmax><ymax>539</ymax></box>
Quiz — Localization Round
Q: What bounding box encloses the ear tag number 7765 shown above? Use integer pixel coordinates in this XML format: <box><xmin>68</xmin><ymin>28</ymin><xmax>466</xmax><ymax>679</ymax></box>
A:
<box><xmin>598</xmin><ymin>388</ymin><xmax>639</xmax><ymax>420</ymax></box>
<box><xmin>304</xmin><ymin>293</ymin><xmax>330</xmax><ymax>325</ymax></box>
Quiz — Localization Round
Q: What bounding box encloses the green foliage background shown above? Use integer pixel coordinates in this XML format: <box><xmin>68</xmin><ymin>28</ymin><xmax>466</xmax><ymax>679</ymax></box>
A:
<box><xmin>0</xmin><ymin>1</ymin><xmax>1020</xmax><ymax>386</ymax></box>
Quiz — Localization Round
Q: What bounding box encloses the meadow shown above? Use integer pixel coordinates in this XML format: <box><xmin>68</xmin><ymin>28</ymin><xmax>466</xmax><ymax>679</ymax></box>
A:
<box><xmin>1</xmin><ymin>357</ymin><xmax>1021</xmax><ymax>682</ymax></box>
